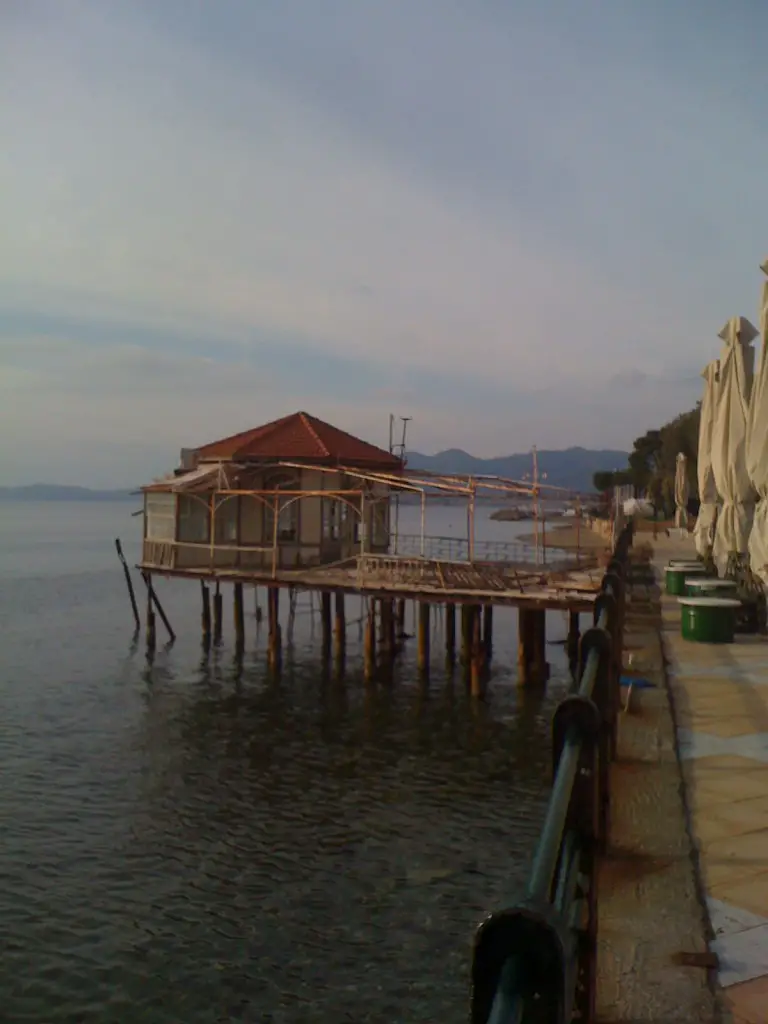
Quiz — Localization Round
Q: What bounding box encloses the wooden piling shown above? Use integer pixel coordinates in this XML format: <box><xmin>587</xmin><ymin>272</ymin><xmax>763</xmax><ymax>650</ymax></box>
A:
<box><xmin>417</xmin><ymin>602</ymin><xmax>430</xmax><ymax>676</ymax></box>
<box><xmin>470</xmin><ymin>605</ymin><xmax>484</xmax><ymax>697</ymax></box>
<box><xmin>445</xmin><ymin>602</ymin><xmax>456</xmax><ymax>665</ymax></box>
<box><xmin>379</xmin><ymin>599</ymin><xmax>395</xmax><ymax>658</ymax></box>
<box><xmin>145</xmin><ymin>576</ymin><xmax>156</xmax><ymax>651</ymax></box>
<box><xmin>213</xmin><ymin>583</ymin><xmax>223</xmax><ymax>644</ymax></box>
<box><xmin>482</xmin><ymin>604</ymin><xmax>494</xmax><ymax>662</ymax></box>
<box><xmin>267</xmin><ymin>587</ymin><xmax>282</xmax><ymax>671</ymax></box>
<box><xmin>141</xmin><ymin>571</ymin><xmax>176</xmax><ymax>643</ymax></box>
<box><xmin>115</xmin><ymin>538</ymin><xmax>140</xmax><ymax>633</ymax></box>
<box><xmin>518</xmin><ymin>608</ymin><xmax>548</xmax><ymax>685</ymax></box>
<box><xmin>320</xmin><ymin>591</ymin><xmax>332</xmax><ymax>663</ymax></box>
<box><xmin>364</xmin><ymin>602</ymin><xmax>376</xmax><ymax>681</ymax></box>
<box><xmin>396</xmin><ymin>599</ymin><xmax>407</xmax><ymax>637</ymax></box>
<box><xmin>201</xmin><ymin>581</ymin><xmax>211</xmax><ymax>646</ymax></box>
<box><xmin>567</xmin><ymin>610</ymin><xmax>580</xmax><ymax>678</ymax></box>
<box><xmin>334</xmin><ymin>592</ymin><xmax>346</xmax><ymax>672</ymax></box>
<box><xmin>233</xmin><ymin>582</ymin><xmax>245</xmax><ymax>650</ymax></box>
<box><xmin>461</xmin><ymin>604</ymin><xmax>473</xmax><ymax>665</ymax></box>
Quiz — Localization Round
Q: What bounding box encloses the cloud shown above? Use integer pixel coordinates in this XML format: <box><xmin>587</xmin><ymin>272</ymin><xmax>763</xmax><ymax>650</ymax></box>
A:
<box><xmin>0</xmin><ymin>1</ymin><xmax>764</xmax><ymax>486</ymax></box>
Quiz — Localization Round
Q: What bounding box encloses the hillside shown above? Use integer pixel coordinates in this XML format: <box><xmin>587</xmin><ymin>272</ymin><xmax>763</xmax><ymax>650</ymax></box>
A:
<box><xmin>405</xmin><ymin>446</ymin><xmax>629</xmax><ymax>492</ymax></box>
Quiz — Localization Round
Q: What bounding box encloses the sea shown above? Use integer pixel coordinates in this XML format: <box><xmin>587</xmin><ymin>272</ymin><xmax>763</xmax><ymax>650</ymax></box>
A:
<box><xmin>0</xmin><ymin>501</ymin><xmax>573</xmax><ymax>1023</ymax></box>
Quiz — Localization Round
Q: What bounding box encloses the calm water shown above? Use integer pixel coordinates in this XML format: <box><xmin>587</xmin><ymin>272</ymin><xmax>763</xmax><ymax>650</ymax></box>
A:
<box><xmin>0</xmin><ymin>502</ymin><xmax>571</xmax><ymax>1023</ymax></box>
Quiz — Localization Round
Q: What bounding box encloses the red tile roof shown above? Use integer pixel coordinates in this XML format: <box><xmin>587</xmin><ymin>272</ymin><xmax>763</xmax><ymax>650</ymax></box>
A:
<box><xmin>194</xmin><ymin>411</ymin><xmax>403</xmax><ymax>469</ymax></box>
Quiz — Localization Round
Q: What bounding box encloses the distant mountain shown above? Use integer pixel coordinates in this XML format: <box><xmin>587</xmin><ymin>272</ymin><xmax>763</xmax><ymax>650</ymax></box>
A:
<box><xmin>405</xmin><ymin>446</ymin><xmax>629</xmax><ymax>492</ymax></box>
<box><xmin>0</xmin><ymin>484</ymin><xmax>135</xmax><ymax>502</ymax></box>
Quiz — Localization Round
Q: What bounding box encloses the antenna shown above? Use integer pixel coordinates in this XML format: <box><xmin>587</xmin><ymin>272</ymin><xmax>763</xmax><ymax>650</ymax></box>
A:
<box><xmin>399</xmin><ymin>416</ymin><xmax>412</xmax><ymax>458</ymax></box>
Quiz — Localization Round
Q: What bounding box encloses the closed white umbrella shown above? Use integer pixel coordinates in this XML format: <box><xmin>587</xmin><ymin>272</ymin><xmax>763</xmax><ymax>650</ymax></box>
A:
<box><xmin>711</xmin><ymin>315</ymin><xmax>757</xmax><ymax>573</ymax></box>
<box><xmin>693</xmin><ymin>361</ymin><xmax>720</xmax><ymax>555</ymax></box>
<box><xmin>746</xmin><ymin>260</ymin><xmax>768</xmax><ymax>581</ymax></box>
<box><xmin>674</xmin><ymin>452</ymin><xmax>689</xmax><ymax>538</ymax></box>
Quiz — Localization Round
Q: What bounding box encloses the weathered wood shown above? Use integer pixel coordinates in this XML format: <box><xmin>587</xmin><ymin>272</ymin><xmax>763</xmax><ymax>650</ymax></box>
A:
<box><xmin>461</xmin><ymin>604</ymin><xmax>473</xmax><ymax>664</ymax></box>
<box><xmin>233</xmin><ymin>582</ymin><xmax>245</xmax><ymax>649</ymax></box>
<box><xmin>115</xmin><ymin>538</ymin><xmax>140</xmax><ymax>632</ymax></box>
<box><xmin>320</xmin><ymin>591</ymin><xmax>332</xmax><ymax>662</ymax></box>
<box><xmin>417</xmin><ymin>602</ymin><xmax>430</xmax><ymax>676</ymax></box>
<box><xmin>201</xmin><ymin>581</ymin><xmax>211</xmax><ymax>646</ymax></box>
<box><xmin>334</xmin><ymin>591</ymin><xmax>346</xmax><ymax>671</ymax></box>
<box><xmin>471</xmin><ymin>605</ymin><xmax>484</xmax><ymax>696</ymax></box>
<box><xmin>518</xmin><ymin>608</ymin><xmax>548</xmax><ymax>685</ymax></box>
<box><xmin>141</xmin><ymin>571</ymin><xmax>176</xmax><ymax>642</ymax></box>
<box><xmin>364</xmin><ymin>602</ymin><xmax>376</xmax><ymax>680</ymax></box>
<box><xmin>213</xmin><ymin>583</ymin><xmax>223</xmax><ymax>644</ymax></box>
<box><xmin>445</xmin><ymin>602</ymin><xmax>456</xmax><ymax>665</ymax></box>
<box><xmin>268</xmin><ymin>587</ymin><xmax>282</xmax><ymax>671</ymax></box>
<box><xmin>396</xmin><ymin>598</ymin><xmax>407</xmax><ymax>636</ymax></box>
<box><xmin>482</xmin><ymin>604</ymin><xmax>494</xmax><ymax>662</ymax></box>
<box><xmin>145</xmin><ymin>576</ymin><xmax>156</xmax><ymax>651</ymax></box>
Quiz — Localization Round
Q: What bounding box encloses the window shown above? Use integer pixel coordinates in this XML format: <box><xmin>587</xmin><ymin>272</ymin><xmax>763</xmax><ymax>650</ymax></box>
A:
<box><xmin>263</xmin><ymin>474</ymin><xmax>299</xmax><ymax>543</ymax></box>
<box><xmin>178</xmin><ymin>494</ymin><xmax>210</xmax><ymax>543</ymax></box>
<box><xmin>322</xmin><ymin>498</ymin><xmax>340</xmax><ymax>541</ymax></box>
<box><xmin>146</xmin><ymin>492</ymin><xmax>176</xmax><ymax>541</ymax></box>
<box><xmin>215</xmin><ymin>497</ymin><xmax>238</xmax><ymax>544</ymax></box>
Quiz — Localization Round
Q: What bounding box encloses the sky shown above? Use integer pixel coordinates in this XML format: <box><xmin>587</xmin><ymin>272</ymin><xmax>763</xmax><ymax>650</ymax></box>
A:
<box><xmin>3</xmin><ymin>0</ymin><xmax>768</xmax><ymax>487</ymax></box>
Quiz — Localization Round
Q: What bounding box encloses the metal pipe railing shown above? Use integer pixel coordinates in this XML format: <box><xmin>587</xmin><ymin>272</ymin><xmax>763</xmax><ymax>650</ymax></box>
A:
<box><xmin>471</xmin><ymin>521</ymin><xmax>633</xmax><ymax>1024</ymax></box>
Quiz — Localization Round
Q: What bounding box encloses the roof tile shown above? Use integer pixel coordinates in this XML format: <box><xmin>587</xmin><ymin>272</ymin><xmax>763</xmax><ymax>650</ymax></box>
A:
<box><xmin>195</xmin><ymin>411</ymin><xmax>402</xmax><ymax>469</ymax></box>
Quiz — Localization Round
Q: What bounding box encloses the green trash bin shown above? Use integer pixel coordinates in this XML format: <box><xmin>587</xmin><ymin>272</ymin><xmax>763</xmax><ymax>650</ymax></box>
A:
<box><xmin>678</xmin><ymin>596</ymin><xmax>741</xmax><ymax>643</ymax></box>
<box><xmin>685</xmin><ymin>578</ymin><xmax>738</xmax><ymax>598</ymax></box>
<box><xmin>666</xmin><ymin>564</ymin><xmax>707</xmax><ymax>596</ymax></box>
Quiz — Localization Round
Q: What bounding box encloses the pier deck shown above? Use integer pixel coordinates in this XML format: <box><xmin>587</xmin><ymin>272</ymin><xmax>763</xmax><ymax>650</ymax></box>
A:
<box><xmin>138</xmin><ymin>553</ymin><xmax>604</xmax><ymax>612</ymax></box>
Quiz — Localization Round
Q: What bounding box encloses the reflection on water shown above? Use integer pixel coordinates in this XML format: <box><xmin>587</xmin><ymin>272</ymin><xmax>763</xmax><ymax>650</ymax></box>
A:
<box><xmin>0</xmin><ymin>503</ymin><xmax>569</xmax><ymax>1022</ymax></box>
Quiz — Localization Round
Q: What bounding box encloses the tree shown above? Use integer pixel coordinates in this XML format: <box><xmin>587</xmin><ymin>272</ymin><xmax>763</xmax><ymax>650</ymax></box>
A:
<box><xmin>593</xmin><ymin>470</ymin><xmax>616</xmax><ymax>493</ymax></box>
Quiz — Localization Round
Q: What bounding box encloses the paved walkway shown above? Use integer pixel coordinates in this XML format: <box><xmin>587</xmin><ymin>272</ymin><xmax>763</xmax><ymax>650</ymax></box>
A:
<box><xmin>655</xmin><ymin>535</ymin><xmax>768</xmax><ymax>1022</ymax></box>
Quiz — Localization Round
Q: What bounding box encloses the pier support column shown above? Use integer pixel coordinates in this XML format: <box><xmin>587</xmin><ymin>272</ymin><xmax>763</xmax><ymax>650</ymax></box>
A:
<box><xmin>364</xmin><ymin>602</ymin><xmax>377</xmax><ymax>681</ymax></box>
<box><xmin>396</xmin><ymin>599</ymin><xmax>407</xmax><ymax>638</ymax></box>
<box><xmin>334</xmin><ymin>592</ymin><xmax>346</xmax><ymax>674</ymax></box>
<box><xmin>445</xmin><ymin>603</ymin><xmax>456</xmax><ymax>667</ymax></box>
<box><xmin>201</xmin><ymin>581</ymin><xmax>211</xmax><ymax>648</ymax></box>
<box><xmin>268</xmin><ymin>587</ymin><xmax>282</xmax><ymax>673</ymax></box>
<box><xmin>233</xmin><ymin>583</ymin><xmax>245</xmax><ymax>652</ymax></box>
<box><xmin>567</xmin><ymin>611</ymin><xmax>580</xmax><ymax>679</ymax></box>
<box><xmin>320</xmin><ymin>592</ymin><xmax>332</xmax><ymax>665</ymax></box>
<box><xmin>417</xmin><ymin>602</ymin><xmax>430</xmax><ymax>677</ymax></box>
<box><xmin>518</xmin><ymin>609</ymin><xmax>548</xmax><ymax>685</ymax></box>
<box><xmin>482</xmin><ymin>605</ymin><xmax>494</xmax><ymax>663</ymax></box>
<box><xmin>379</xmin><ymin>599</ymin><xmax>396</xmax><ymax>660</ymax></box>
<box><xmin>461</xmin><ymin>604</ymin><xmax>473</xmax><ymax>665</ymax></box>
<box><xmin>145</xmin><ymin>574</ymin><xmax>156</xmax><ymax>652</ymax></box>
<box><xmin>471</xmin><ymin>605</ymin><xmax>484</xmax><ymax>697</ymax></box>
<box><xmin>254</xmin><ymin>586</ymin><xmax>263</xmax><ymax>625</ymax></box>
<box><xmin>213</xmin><ymin>583</ymin><xmax>223</xmax><ymax>644</ymax></box>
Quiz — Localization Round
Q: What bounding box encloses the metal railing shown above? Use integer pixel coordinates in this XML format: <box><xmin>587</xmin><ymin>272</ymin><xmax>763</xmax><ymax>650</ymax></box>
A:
<box><xmin>393</xmin><ymin>534</ymin><xmax>533</xmax><ymax>564</ymax></box>
<box><xmin>470</xmin><ymin>522</ymin><xmax>633</xmax><ymax>1023</ymax></box>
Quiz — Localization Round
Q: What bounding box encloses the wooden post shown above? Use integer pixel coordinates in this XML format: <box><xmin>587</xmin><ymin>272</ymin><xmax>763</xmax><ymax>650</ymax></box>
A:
<box><xmin>213</xmin><ymin>582</ymin><xmax>223</xmax><ymax>644</ymax></box>
<box><xmin>268</xmin><ymin>587</ymin><xmax>282</xmax><ymax>672</ymax></box>
<box><xmin>201</xmin><ymin>581</ymin><xmax>211</xmax><ymax>647</ymax></box>
<box><xmin>334</xmin><ymin>592</ymin><xmax>346</xmax><ymax>672</ymax></box>
<box><xmin>145</xmin><ymin>574</ymin><xmax>156</xmax><ymax>651</ymax></box>
<box><xmin>533</xmin><ymin>610</ymin><xmax>549</xmax><ymax>683</ymax></box>
<box><xmin>141</xmin><ymin>571</ymin><xmax>176</xmax><ymax>643</ymax></box>
<box><xmin>320</xmin><ymin>591</ymin><xmax>332</xmax><ymax>664</ymax></box>
<box><xmin>471</xmin><ymin>605</ymin><xmax>484</xmax><ymax>697</ymax></box>
<box><xmin>518</xmin><ymin>608</ymin><xmax>548</xmax><ymax>685</ymax></box>
<box><xmin>461</xmin><ymin>604</ymin><xmax>473</xmax><ymax>665</ymax></box>
<box><xmin>254</xmin><ymin>586</ymin><xmax>263</xmax><ymax>625</ymax></box>
<box><xmin>364</xmin><ymin>602</ymin><xmax>376</xmax><ymax>681</ymax></box>
<box><xmin>233</xmin><ymin>582</ymin><xmax>245</xmax><ymax>650</ymax></box>
<box><xmin>115</xmin><ymin>538</ymin><xmax>140</xmax><ymax>633</ymax></box>
<box><xmin>417</xmin><ymin>602</ymin><xmax>430</xmax><ymax>676</ymax></box>
<box><xmin>445</xmin><ymin>602</ymin><xmax>456</xmax><ymax>666</ymax></box>
<box><xmin>378</xmin><ymin>600</ymin><xmax>390</xmax><ymax>654</ymax></box>
<box><xmin>567</xmin><ymin>610</ymin><xmax>580</xmax><ymax>679</ymax></box>
<box><xmin>482</xmin><ymin>604</ymin><xmax>494</xmax><ymax>662</ymax></box>
<box><xmin>396</xmin><ymin>599</ymin><xmax>407</xmax><ymax>637</ymax></box>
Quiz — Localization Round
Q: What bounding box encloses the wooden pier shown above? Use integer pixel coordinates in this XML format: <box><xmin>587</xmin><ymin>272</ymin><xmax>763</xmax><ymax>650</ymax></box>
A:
<box><xmin>131</xmin><ymin>410</ymin><xmax>602</xmax><ymax>686</ymax></box>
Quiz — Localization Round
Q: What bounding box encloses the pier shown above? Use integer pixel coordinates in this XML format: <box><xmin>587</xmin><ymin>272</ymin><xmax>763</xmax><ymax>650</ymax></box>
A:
<box><xmin>134</xmin><ymin>410</ymin><xmax>599</xmax><ymax>685</ymax></box>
